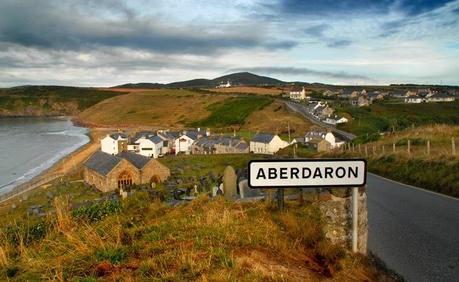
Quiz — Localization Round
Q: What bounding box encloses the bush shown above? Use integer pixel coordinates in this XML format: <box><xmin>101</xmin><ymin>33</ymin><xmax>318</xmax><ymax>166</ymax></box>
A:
<box><xmin>95</xmin><ymin>247</ymin><xmax>126</xmax><ymax>265</ymax></box>
<box><xmin>72</xmin><ymin>200</ymin><xmax>121</xmax><ymax>223</ymax></box>
<box><xmin>3</xmin><ymin>220</ymin><xmax>49</xmax><ymax>246</ymax></box>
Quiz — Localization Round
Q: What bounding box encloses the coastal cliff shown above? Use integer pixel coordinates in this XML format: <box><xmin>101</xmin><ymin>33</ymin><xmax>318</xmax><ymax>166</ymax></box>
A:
<box><xmin>0</xmin><ymin>86</ymin><xmax>124</xmax><ymax>117</ymax></box>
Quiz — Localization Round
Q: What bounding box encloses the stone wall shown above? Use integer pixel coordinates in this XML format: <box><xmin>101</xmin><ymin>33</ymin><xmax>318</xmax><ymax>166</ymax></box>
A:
<box><xmin>315</xmin><ymin>189</ymin><xmax>368</xmax><ymax>254</ymax></box>
<box><xmin>141</xmin><ymin>160</ymin><xmax>171</xmax><ymax>183</ymax></box>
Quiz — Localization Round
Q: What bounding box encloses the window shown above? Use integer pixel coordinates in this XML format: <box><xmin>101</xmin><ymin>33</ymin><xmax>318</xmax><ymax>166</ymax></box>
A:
<box><xmin>117</xmin><ymin>171</ymin><xmax>133</xmax><ymax>189</ymax></box>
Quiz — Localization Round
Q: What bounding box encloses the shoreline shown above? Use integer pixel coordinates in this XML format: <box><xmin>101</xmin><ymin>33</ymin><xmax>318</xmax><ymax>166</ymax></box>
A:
<box><xmin>0</xmin><ymin>120</ymin><xmax>107</xmax><ymax>204</ymax></box>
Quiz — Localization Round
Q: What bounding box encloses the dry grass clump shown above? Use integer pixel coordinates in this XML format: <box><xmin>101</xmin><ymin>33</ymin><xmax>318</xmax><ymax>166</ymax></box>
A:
<box><xmin>0</xmin><ymin>192</ymin><xmax>387</xmax><ymax>281</ymax></box>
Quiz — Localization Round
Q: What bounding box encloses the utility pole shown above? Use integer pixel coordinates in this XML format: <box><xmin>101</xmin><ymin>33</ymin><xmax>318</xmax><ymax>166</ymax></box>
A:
<box><xmin>287</xmin><ymin>122</ymin><xmax>291</xmax><ymax>143</ymax></box>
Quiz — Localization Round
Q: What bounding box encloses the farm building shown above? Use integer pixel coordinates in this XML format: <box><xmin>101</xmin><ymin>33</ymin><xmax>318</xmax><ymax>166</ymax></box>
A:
<box><xmin>83</xmin><ymin>151</ymin><xmax>170</xmax><ymax>193</ymax></box>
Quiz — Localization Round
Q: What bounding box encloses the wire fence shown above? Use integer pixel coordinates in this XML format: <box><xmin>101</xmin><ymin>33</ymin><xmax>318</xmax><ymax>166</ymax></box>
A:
<box><xmin>0</xmin><ymin>173</ymin><xmax>64</xmax><ymax>204</ymax></box>
<box><xmin>341</xmin><ymin>137</ymin><xmax>457</xmax><ymax>159</ymax></box>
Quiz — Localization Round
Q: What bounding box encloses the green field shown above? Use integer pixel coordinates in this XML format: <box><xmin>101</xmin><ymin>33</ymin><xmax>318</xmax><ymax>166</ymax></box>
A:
<box><xmin>0</xmin><ymin>86</ymin><xmax>124</xmax><ymax>116</ymax></box>
<box><xmin>188</xmin><ymin>96</ymin><xmax>273</xmax><ymax>128</ymax></box>
<box><xmin>335</xmin><ymin>100</ymin><xmax>459</xmax><ymax>143</ymax></box>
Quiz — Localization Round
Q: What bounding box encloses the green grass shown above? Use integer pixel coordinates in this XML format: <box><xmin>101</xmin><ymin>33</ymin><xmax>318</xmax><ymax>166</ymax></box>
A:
<box><xmin>0</xmin><ymin>86</ymin><xmax>124</xmax><ymax>116</ymax></box>
<box><xmin>330</xmin><ymin>151</ymin><xmax>459</xmax><ymax>198</ymax></box>
<box><xmin>335</xmin><ymin>100</ymin><xmax>459</xmax><ymax>142</ymax></box>
<box><xmin>158</xmin><ymin>154</ymin><xmax>264</xmax><ymax>181</ymax></box>
<box><xmin>188</xmin><ymin>96</ymin><xmax>273</xmax><ymax>128</ymax></box>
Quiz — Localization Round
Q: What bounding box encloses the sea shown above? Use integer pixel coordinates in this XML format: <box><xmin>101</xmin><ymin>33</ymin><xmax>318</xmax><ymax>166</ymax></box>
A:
<box><xmin>0</xmin><ymin>117</ymin><xmax>89</xmax><ymax>194</ymax></box>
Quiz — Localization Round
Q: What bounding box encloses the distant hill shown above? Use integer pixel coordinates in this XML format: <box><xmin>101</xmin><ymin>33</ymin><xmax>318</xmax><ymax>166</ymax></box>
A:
<box><xmin>212</xmin><ymin>72</ymin><xmax>285</xmax><ymax>86</ymax></box>
<box><xmin>113</xmin><ymin>72</ymin><xmax>288</xmax><ymax>89</ymax></box>
<box><xmin>112</xmin><ymin>82</ymin><xmax>163</xmax><ymax>89</ymax></box>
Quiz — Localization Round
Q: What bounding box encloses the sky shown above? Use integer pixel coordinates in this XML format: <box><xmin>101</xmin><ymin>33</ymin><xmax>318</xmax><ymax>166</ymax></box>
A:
<box><xmin>0</xmin><ymin>0</ymin><xmax>459</xmax><ymax>87</ymax></box>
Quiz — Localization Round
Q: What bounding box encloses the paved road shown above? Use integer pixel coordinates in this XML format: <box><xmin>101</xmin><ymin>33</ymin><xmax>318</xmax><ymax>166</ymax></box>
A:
<box><xmin>283</xmin><ymin>100</ymin><xmax>356</xmax><ymax>141</ymax></box>
<box><xmin>366</xmin><ymin>173</ymin><xmax>459</xmax><ymax>281</ymax></box>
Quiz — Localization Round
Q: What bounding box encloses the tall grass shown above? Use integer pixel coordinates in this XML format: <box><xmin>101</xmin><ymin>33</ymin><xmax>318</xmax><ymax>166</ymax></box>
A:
<box><xmin>0</xmin><ymin>192</ymin><xmax>386</xmax><ymax>280</ymax></box>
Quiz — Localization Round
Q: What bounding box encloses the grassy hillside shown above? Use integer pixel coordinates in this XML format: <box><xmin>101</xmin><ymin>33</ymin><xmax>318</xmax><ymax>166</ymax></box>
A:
<box><xmin>0</xmin><ymin>186</ymin><xmax>387</xmax><ymax>280</ymax></box>
<box><xmin>0</xmin><ymin>86</ymin><xmax>123</xmax><ymax>117</ymax></box>
<box><xmin>79</xmin><ymin>90</ymin><xmax>310</xmax><ymax>132</ymax></box>
<box><xmin>188</xmin><ymin>96</ymin><xmax>273</xmax><ymax>128</ymax></box>
<box><xmin>328</xmin><ymin>125</ymin><xmax>459</xmax><ymax>197</ymax></box>
<box><xmin>77</xmin><ymin>89</ymin><xmax>228</xmax><ymax>128</ymax></box>
<box><xmin>242</xmin><ymin>101</ymin><xmax>313</xmax><ymax>135</ymax></box>
<box><xmin>335</xmin><ymin>100</ymin><xmax>459</xmax><ymax>143</ymax></box>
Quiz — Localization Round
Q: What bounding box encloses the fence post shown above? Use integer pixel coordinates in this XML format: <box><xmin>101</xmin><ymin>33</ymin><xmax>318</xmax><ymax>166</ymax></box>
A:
<box><xmin>393</xmin><ymin>142</ymin><xmax>396</xmax><ymax>153</ymax></box>
<box><xmin>407</xmin><ymin>140</ymin><xmax>411</xmax><ymax>156</ymax></box>
<box><xmin>372</xmin><ymin>146</ymin><xmax>376</xmax><ymax>156</ymax></box>
<box><xmin>453</xmin><ymin>137</ymin><xmax>456</xmax><ymax>156</ymax></box>
<box><xmin>427</xmin><ymin>140</ymin><xmax>430</xmax><ymax>156</ymax></box>
<box><xmin>382</xmin><ymin>145</ymin><xmax>385</xmax><ymax>155</ymax></box>
<box><xmin>365</xmin><ymin>145</ymin><xmax>368</xmax><ymax>157</ymax></box>
<box><xmin>358</xmin><ymin>144</ymin><xmax>361</xmax><ymax>154</ymax></box>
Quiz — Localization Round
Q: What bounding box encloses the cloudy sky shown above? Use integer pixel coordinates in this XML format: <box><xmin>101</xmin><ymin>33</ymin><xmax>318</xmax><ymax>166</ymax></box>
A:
<box><xmin>1</xmin><ymin>0</ymin><xmax>459</xmax><ymax>87</ymax></box>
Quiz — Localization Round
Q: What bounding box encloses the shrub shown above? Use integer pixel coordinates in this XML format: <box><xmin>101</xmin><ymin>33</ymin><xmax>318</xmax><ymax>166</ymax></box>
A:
<box><xmin>72</xmin><ymin>200</ymin><xmax>121</xmax><ymax>223</ymax></box>
<box><xmin>95</xmin><ymin>247</ymin><xmax>126</xmax><ymax>265</ymax></box>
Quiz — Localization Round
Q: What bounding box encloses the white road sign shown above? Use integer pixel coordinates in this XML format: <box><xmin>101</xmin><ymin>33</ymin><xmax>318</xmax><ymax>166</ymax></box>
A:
<box><xmin>248</xmin><ymin>159</ymin><xmax>366</xmax><ymax>188</ymax></box>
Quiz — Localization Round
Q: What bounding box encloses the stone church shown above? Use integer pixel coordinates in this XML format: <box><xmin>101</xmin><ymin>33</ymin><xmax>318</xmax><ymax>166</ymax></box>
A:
<box><xmin>83</xmin><ymin>151</ymin><xmax>170</xmax><ymax>192</ymax></box>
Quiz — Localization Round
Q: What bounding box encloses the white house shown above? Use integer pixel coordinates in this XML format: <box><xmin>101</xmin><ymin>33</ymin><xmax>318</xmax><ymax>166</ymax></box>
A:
<box><xmin>304</xmin><ymin>129</ymin><xmax>339</xmax><ymax>148</ymax></box>
<box><xmin>324</xmin><ymin>116</ymin><xmax>348</xmax><ymax>125</ymax></box>
<box><xmin>250</xmin><ymin>133</ymin><xmax>289</xmax><ymax>154</ymax></box>
<box><xmin>175</xmin><ymin>131</ymin><xmax>199</xmax><ymax>155</ymax></box>
<box><xmin>100</xmin><ymin>133</ymin><xmax>128</xmax><ymax>155</ymax></box>
<box><xmin>157</xmin><ymin>130</ymin><xmax>181</xmax><ymax>155</ymax></box>
<box><xmin>216</xmin><ymin>81</ymin><xmax>231</xmax><ymax>88</ymax></box>
<box><xmin>289</xmin><ymin>86</ymin><xmax>308</xmax><ymax>101</ymax></box>
<box><xmin>405</xmin><ymin>96</ymin><xmax>424</xmax><ymax>103</ymax></box>
<box><xmin>137</xmin><ymin>135</ymin><xmax>163</xmax><ymax>158</ymax></box>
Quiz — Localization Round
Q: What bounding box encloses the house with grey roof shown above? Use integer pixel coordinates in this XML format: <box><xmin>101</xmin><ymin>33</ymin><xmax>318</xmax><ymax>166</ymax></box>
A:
<box><xmin>191</xmin><ymin>136</ymin><xmax>249</xmax><ymax>155</ymax></box>
<box><xmin>250</xmin><ymin>133</ymin><xmax>289</xmax><ymax>154</ymax></box>
<box><xmin>83</xmin><ymin>151</ymin><xmax>170</xmax><ymax>193</ymax></box>
<box><xmin>135</xmin><ymin>135</ymin><xmax>164</xmax><ymax>158</ymax></box>
<box><xmin>157</xmin><ymin>130</ymin><xmax>181</xmax><ymax>154</ymax></box>
<box><xmin>100</xmin><ymin>132</ymin><xmax>128</xmax><ymax>155</ymax></box>
<box><xmin>426</xmin><ymin>92</ymin><xmax>455</xmax><ymax>102</ymax></box>
<box><xmin>174</xmin><ymin>128</ymin><xmax>210</xmax><ymax>155</ymax></box>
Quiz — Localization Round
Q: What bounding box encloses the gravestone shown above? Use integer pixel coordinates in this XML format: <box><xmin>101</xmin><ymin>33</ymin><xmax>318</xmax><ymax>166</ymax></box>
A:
<box><xmin>223</xmin><ymin>166</ymin><xmax>237</xmax><ymax>200</ymax></box>
<box><xmin>238</xmin><ymin>179</ymin><xmax>262</xmax><ymax>198</ymax></box>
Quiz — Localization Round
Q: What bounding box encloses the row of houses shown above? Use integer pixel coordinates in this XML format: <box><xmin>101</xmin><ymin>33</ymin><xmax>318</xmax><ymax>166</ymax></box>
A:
<box><xmin>86</xmin><ymin>126</ymin><xmax>346</xmax><ymax>193</ymax></box>
<box><xmin>404</xmin><ymin>91</ymin><xmax>455</xmax><ymax>103</ymax></box>
<box><xmin>306</xmin><ymin>101</ymin><xmax>349</xmax><ymax>125</ymax></box>
<box><xmin>101</xmin><ymin>126</ymin><xmax>346</xmax><ymax>159</ymax></box>
<box><xmin>322</xmin><ymin>88</ymin><xmax>455</xmax><ymax>104</ymax></box>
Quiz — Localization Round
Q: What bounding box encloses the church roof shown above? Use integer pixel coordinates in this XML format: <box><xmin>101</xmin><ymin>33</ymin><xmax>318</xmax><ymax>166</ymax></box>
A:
<box><xmin>117</xmin><ymin>151</ymin><xmax>151</xmax><ymax>169</ymax></box>
<box><xmin>85</xmin><ymin>151</ymin><xmax>152</xmax><ymax>175</ymax></box>
<box><xmin>84</xmin><ymin>151</ymin><xmax>122</xmax><ymax>176</ymax></box>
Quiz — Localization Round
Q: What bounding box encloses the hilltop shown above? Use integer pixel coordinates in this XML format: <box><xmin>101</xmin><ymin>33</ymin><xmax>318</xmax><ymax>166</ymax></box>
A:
<box><xmin>114</xmin><ymin>72</ymin><xmax>288</xmax><ymax>89</ymax></box>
